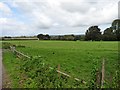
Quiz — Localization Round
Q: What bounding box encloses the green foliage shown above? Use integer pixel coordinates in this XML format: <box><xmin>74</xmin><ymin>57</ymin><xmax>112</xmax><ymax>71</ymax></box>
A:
<box><xmin>85</xmin><ymin>26</ymin><xmax>101</xmax><ymax>41</ymax></box>
<box><xmin>84</xmin><ymin>19</ymin><xmax>120</xmax><ymax>41</ymax></box>
<box><xmin>20</xmin><ymin>56</ymin><xmax>84</xmax><ymax>88</ymax></box>
<box><xmin>102</xmin><ymin>27</ymin><xmax>117</xmax><ymax>41</ymax></box>
<box><xmin>112</xmin><ymin>19</ymin><xmax>120</xmax><ymax>41</ymax></box>
<box><xmin>2</xmin><ymin>42</ymin><xmax>12</xmax><ymax>49</ymax></box>
<box><xmin>111</xmin><ymin>70</ymin><xmax>119</xmax><ymax>88</ymax></box>
<box><xmin>88</xmin><ymin>61</ymin><xmax>100</xmax><ymax>89</ymax></box>
<box><xmin>37</xmin><ymin>34</ymin><xmax>50</xmax><ymax>40</ymax></box>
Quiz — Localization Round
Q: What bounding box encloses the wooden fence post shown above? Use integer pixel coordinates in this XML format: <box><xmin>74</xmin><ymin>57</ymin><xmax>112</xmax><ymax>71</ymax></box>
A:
<box><xmin>10</xmin><ymin>46</ymin><xmax>31</xmax><ymax>59</ymax></box>
<box><xmin>101</xmin><ymin>59</ymin><xmax>105</xmax><ymax>87</ymax></box>
<box><xmin>10</xmin><ymin>46</ymin><xmax>86</xmax><ymax>83</ymax></box>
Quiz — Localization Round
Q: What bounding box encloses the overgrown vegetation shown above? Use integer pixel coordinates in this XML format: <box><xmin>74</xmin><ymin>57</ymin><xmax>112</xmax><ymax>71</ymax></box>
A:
<box><xmin>2</xmin><ymin>42</ymin><xmax>13</xmax><ymax>49</ymax></box>
<box><xmin>20</xmin><ymin>56</ymin><xmax>86</xmax><ymax>88</ymax></box>
<box><xmin>3</xmin><ymin>49</ymin><xmax>86</xmax><ymax>88</ymax></box>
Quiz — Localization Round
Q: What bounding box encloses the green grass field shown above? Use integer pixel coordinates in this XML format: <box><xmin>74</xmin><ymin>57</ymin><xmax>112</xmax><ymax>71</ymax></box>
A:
<box><xmin>2</xmin><ymin>40</ymin><xmax>119</xmax><ymax>88</ymax></box>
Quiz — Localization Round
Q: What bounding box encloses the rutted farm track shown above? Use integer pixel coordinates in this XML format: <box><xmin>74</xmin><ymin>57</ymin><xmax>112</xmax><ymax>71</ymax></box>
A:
<box><xmin>2</xmin><ymin>63</ymin><xmax>12</xmax><ymax>88</ymax></box>
<box><xmin>2</xmin><ymin>49</ymin><xmax>12</xmax><ymax>88</ymax></box>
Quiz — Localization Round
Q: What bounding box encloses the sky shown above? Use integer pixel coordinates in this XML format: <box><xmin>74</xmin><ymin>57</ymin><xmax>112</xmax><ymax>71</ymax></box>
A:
<box><xmin>0</xmin><ymin>0</ymin><xmax>119</xmax><ymax>36</ymax></box>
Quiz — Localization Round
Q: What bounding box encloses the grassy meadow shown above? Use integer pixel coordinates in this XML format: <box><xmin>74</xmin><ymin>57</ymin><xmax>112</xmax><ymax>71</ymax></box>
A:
<box><xmin>2</xmin><ymin>40</ymin><xmax>119</xmax><ymax>88</ymax></box>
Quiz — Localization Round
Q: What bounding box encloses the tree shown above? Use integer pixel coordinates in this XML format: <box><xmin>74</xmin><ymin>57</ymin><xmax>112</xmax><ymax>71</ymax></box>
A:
<box><xmin>85</xmin><ymin>26</ymin><xmax>101</xmax><ymax>41</ymax></box>
<box><xmin>102</xmin><ymin>27</ymin><xmax>116</xmax><ymax>41</ymax></box>
<box><xmin>44</xmin><ymin>34</ymin><xmax>50</xmax><ymax>40</ymax></box>
<box><xmin>74</xmin><ymin>35</ymin><xmax>81</xmax><ymax>41</ymax></box>
<box><xmin>37</xmin><ymin>34</ymin><xmax>50</xmax><ymax>40</ymax></box>
<box><xmin>37</xmin><ymin>34</ymin><xmax>44</xmax><ymax>40</ymax></box>
<box><xmin>63</xmin><ymin>34</ymin><xmax>75</xmax><ymax>41</ymax></box>
<box><xmin>112</xmin><ymin>19</ymin><xmax>120</xmax><ymax>41</ymax></box>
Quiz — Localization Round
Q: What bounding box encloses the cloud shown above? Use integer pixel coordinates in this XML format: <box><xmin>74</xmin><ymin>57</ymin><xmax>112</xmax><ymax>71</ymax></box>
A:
<box><xmin>61</xmin><ymin>1</ymin><xmax>118</xmax><ymax>26</ymax></box>
<box><xmin>0</xmin><ymin>0</ymin><xmax>119</xmax><ymax>36</ymax></box>
<box><xmin>1</xmin><ymin>17</ymin><xmax>33</xmax><ymax>36</ymax></box>
<box><xmin>13</xmin><ymin>0</ymin><xmax>118</xmax><ymax>26</ymax></box>
<box><xmin>0</xmin><ymin>2</ymin><xmax>12</xmax><ymax>17</ymax></box>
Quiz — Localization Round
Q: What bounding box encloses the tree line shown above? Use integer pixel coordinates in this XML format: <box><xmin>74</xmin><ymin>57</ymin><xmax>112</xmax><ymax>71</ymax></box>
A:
<box><xmin>2</xmin><ymin>19</ymin><xmax>119</xmax><ymax>41</ymax></box>
<box><xmin>37</xmin><ymin>34</ymin><xmax>84</xmax><ymax>41</ymax></box>
<box><xmin>37</xmin><ymin>19</ymin><xmax>120</xmax><ymax>41</ymax></box>
<box><xmin>85</xmin><ymin>19</ymin><xmax>120</xmax><ymax>41</ymax></box>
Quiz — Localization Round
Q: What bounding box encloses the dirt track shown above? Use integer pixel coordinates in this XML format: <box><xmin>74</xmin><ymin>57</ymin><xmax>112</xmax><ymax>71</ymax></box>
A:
<box><xmin>2</xmin><ymin>49</ymin><xmax>12</xmax><ymax>88</ymax></box>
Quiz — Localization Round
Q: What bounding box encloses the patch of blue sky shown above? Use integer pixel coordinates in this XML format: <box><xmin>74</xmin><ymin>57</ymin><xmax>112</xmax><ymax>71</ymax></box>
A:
<box><xmin>3</xmin><ymin>2</ymin><xmax>31</xmax><ymax>24</ymax></box>
<box><xmin>0</xmin><ymin>0</ymin><xmax>7</xmax><ymax>2</ymax></box>
<box><xmin>99</xmin><ymin>24</ymin><xmax>111</xmax><ymax>34</ymax></box>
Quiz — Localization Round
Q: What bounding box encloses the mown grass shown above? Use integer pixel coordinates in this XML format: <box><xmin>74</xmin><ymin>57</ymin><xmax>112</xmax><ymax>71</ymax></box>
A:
<box><xmin>2</xmin><ymin>40</ymin><xmax>119</xmax><ymax>88</ymax></box>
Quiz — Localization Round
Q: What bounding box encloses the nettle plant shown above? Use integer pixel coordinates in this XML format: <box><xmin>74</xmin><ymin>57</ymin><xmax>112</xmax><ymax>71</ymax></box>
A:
<box><xmin>20</xmin><ymin>56</ymin><xmax>82</xmax><ymax>88</ymax></box>
<box><xmin>88</xmin><ymin>60</ymin><xmax>101</xmax><ymax>89</ymax></box>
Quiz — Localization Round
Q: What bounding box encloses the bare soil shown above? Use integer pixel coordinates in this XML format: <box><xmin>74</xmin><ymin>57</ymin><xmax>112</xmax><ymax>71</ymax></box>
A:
<box><xmin>2</xmin><ymin>64</ymin><xmax>12</xmax><ymax>88</ymax></box>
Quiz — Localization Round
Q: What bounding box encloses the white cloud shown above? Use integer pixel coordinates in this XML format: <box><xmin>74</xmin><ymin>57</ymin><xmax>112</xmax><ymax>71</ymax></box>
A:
<box><xmin>1</xmin><ymin>0</ymin><xmax>119</xmax><ymax>36</ymax></box>
<box><xmin>0</xmin><ymin>18</ymin><xmax>7</xmax><ymax>24</ymax></box>
<box><xmin>61</xmin><ymin>1</ymin><xmax>118</xmax><ymax>26</ymax></box>
<box><xmin>31</xmin><ymin>12</ymin><xmax>53</xmax><ymax>28</ymax></box>
<box><xmin>0</xmin><ymin>18</ymin><xmax>34</xmax><ymax>36</ymax></box>
<box><xmin>0</xmin><ymin>2</ymin><xmax>12</xmax><ymax>17</ymax></box>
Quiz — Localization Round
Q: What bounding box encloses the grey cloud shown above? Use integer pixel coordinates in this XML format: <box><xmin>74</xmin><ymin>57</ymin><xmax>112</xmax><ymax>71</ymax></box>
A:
<box><xmin>61</xmin><ymin>2</ymin><xmax>90</xmax><ymax>13</ymax></box>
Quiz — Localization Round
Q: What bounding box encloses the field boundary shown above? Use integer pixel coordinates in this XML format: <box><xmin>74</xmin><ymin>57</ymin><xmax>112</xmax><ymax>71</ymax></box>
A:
<box><xmin>10</xmin><ymin>46</ymin><xmax>30</xmax><ymax>59</ymax></box>
<box><xmin>9</xmin><ymin>46</ymin><xmax>85</xmax><ymax>83</ymax></box>
<box><xmin>9</xmin><ymin>46</ymin><xmax>106</xmax><ymax>87</ymax></box>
